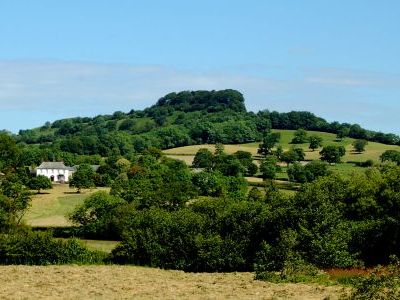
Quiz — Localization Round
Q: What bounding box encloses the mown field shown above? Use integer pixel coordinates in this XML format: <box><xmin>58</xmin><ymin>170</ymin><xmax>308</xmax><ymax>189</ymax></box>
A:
<box><xmin>24</xmin><ymin>184</ymin><xmax>110</xmax><ymax>227</ymax></box>
<box><xmin>23</xmin><ymin>185</ymin><xmax>119</xmax><ymax>253</ymax></box>
<box><xmin>0</xmin><ymin>265</ymin><xmax>345</xmax><ymax>300</ymax></box>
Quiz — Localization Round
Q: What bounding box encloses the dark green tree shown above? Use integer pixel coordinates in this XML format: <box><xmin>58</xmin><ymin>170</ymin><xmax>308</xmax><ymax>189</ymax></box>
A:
<box><xmin>336</xmin><ymin>127</ymin><xmax>350</xmax><ymax>141</ymax></box>
<box><xmin>319</xmin><ymin>145</ymin><xmax>346</xmax><ymax>164</ymax></box>
<box><xmin>192</xmin><ymin>148</ymin><xmax>213</xmax><ymax>169</ymax></box>
<box><xmin>258</xmin><ymin>132</ymin><xmax>281</xmax><ymax>157</ymax></box>
<box><xmin>29</xmin><ymin>175</ymin><xmax>52</xmax><ymax>194</ymax></box>
<box><xmin>380</xmin><ymin>150</ymin><xmax>400</xmax><ymax>165</ymax></box>
<box><xmin>291</xmin><ymin>129</ymin><xmax>308</xmax><ymax>144</ymax></box>
<box><xmin>70</xmin><ymin>191</ymin><xmax>125</xmax><ymax>238</ymax></box>
<box><xmin>280</xmin><ymin>148</ymin><xmax>304</xmax><ymax>167</ymax></box>
<box><xmin>352</xmin><ymin>139</ymin><xmax>368</xmax><ymax>153</ymax></box>
<box><xmin>308</xmin><ymin>135</ymin><xmax>323</xmax><ymax>151</ymax></box>
<box><xmin>69</xmin><ymin>164</ymin><xmax>95</xmax><ymax>193</ymax></box>
<box><xmin>260</xmin><ymin>156</ymin><xmax>279</xmax><ymax>180</ymax></box>
<box><xmin>0</xmin><ymin>134</ymin><xmax>19</xmax><ymax>171</ymax></box>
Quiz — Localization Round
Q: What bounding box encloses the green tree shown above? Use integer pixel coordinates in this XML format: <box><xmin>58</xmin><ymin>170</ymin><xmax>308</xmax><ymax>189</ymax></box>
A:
<box><xmin>308</xmin><ymin>135</ymin><xmax>323</xmax><ymax>151</ymax></box>
<box><xmin>258</xmin><ymin>132</ymin><xmax>281</xmax><ymax>157</ymax></box>
<box><xmin>233</xmin><ymin>151</ymin><xmax>258</xmax><ymax>176</ymax></box>
<box><xmin>29</xmin><ymin>175</ymin><xmax>52</xmax><ymax>194</ymax></box>
<box><xmin>0</xmin><ymin>178</ymin><xmax>32</xmax><ymax>229</ymax></box>
<box><xmin>291</xmin><ymin>129</ymin><xmax>308</xmax><ymax>144</ymax></box>
<box><xmin>280</xmin><ymin>148</ymin><xmax>304</xmax><ymax>167</ymax></box>
<box><xmin>192</xmin><ymin>148</ymin><xmax>213</xmax><ymax>169</ymax></box>
<box><xmin>319</xmin><ymin>145</ymin><xmax>346</xmax><ymax>164</ymax></box>
<box><xmin>0</xmin><ymin>134</ymin><xmax>19</xmax><ymax>171</ymax></box>
<box><xmin>352</xmin><ymin>139</ymin><xmax>368</xmax><ymax>153</ymax></box>
<box><xmin>287</xmin><ymin>161</ymin><xmax>329</xmax><ymax>183</ymax></box>
<box><xmin>69</xmin><ymin>164</ymin><xmax>95</xmax><ymax>193</ymax></box>
<box><xmin>380</xmin><ymin>150</ymin><xmax>400</xmax><ymax>165</ymax></box>
<box><xmin>336</xmin><ymin>127</ymin><xmax>350</xmax><ymax>141</ymax></box>
<box><xmin>70</xmin><ymin>191</ymin><xmax>125</xmax><ymax>238</ymax></box>
<box><xmin>260</xmin><ymin>156</ymin><xmax>279</xmax><ymax>180</ymax></box>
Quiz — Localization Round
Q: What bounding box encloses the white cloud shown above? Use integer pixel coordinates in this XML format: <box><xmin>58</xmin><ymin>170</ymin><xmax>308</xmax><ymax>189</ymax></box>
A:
<box><xmin>0</xmin><ymin>60</ymin><xmax>399</xmax><ymax>134</ymax></box>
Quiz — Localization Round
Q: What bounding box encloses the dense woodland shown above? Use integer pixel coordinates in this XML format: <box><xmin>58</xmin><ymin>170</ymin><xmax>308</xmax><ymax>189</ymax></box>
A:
<box><xmin>0</xmin><ymin>90</ymin><xmax>400</xmax><ymax>281</ymax></box>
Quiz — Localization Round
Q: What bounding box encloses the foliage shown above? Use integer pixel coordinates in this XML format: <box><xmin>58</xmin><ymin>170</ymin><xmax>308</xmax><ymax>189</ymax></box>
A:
<box><xmin>258</xmin><ymin>132</ymin><xmax>281</xmax><ymax>157</ymax></box>
<box><xmin>29</xmin><ymin>175</ymin><xmax>52</xmax><ymax>194</ymax></box>
<box><xmin>280</xmin><ymin>147</ymin><xmax>304</xmax><ymax>166</ymax></box>
<box><xmin>155</xmin><ymin>89</ymin><xmax>247</xmax><ymax>113</ymax></box>
<box><xmin>352</xmin><ymin>139</ymin><xmax>368</xmax><ymax>153</ymax></box>
<box><xmin>0</xmin><ymin>133</ymin><xmax>20</xmax><ymax>171</ymax></box>
<box><xmin>111</xmin><ymin>198</ymin><xmax>269</xmax><ymax>272</ymax></box>
<box><xmin>111</xmin><ymin>156</ymin><xmax>197</xmax><ymax>210</ymax></box>
<box><xmin>69</xmin><ymin>164</ymin><xmax>96</xmax><ymax>192</ymax></box>
<box><xmin>287</xmin><ymin>161</ymin><xmax>330</xmax><ymax>183</ymax></box>
<box><xmin>233</xmin><ymin>151</ymin><xmax>258</xmax><ymax>176</ymax></box>
<box><xmin>0</xmin><ymin>176</ymin><xmax>32</xmax><ymax>231</ymax></box>
<box><xmin>15</xmin><ymin>90</ymin><xmax>399</xmax><ymax>162</ymax></box>
<box><xmin>259</xmin><ymin>156</ymin><xmax>279</xmax><ymax>180</ymax></box>
<box><xmin>337</xmin><ymin>127</ymin><xmax>350</xmax><ymax>141</ymax></box>
<box><xmin>344</xmin><ymin>257</ymin><xmax>400</xmax><ymax>300</ymax></box>
<box><xmin>320</xmin><ymin>145</ymin><xmax>346</xmax><ymax>164</ymax></box>
<box><xmin>308</xmin><ymin>135</ymin><xmax>323</xmax><ymax>151</ymax></box>
<box><xmin>380</xmin><ymin>150</ymin><xmax>400</xmax><ymax>166</ymax></box>
<box><xmin>192</xmin><ymin>148</ymin><xmax>213</xmax><ymax>169</ymax></box>
<box><xmin>70</xmin><ymin>191</ymin><xmax>126</xmax><ymax>239</ymax></box>
<box><xmin>0</xmin><ymin>230</ymin><xmax>105</xmax><ymax>265</ymax></box>
<box><xmin>291</xmin><ymin>129</ymin><xmax>308</xmax><ymax>144</ymax></box>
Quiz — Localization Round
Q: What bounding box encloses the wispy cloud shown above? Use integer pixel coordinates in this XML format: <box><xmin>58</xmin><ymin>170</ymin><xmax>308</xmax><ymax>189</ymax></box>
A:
<box><xmin>0</xmin><ymin>60</ymin><xmax>399</xmax><ymax>134</ymax></box>
<box><xmin>304</xmin><ymin>68</ymin><xmax>400</xmax><ymax>88</ymax></box>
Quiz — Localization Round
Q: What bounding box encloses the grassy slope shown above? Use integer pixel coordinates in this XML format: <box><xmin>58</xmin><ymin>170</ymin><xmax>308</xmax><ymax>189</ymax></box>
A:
<box><xmin>0</xmin><ymin>265</ymin><xmax>344</xmax><ymax>300</ymax></box>
<box><xmin>24</xmin><ymin>184</ymin><xmax>110</xmax><ymax>227</ymax></box>
<box><xmin>164</xmin><ymin>129</ymin><xmax>400</xmax><ymax>166</ymax></box>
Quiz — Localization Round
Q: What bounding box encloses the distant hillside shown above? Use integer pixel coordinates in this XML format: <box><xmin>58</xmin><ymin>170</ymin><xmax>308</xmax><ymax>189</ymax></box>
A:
<box><xmin>16</xmin><ymin>89</ymin><xmax>399</xmax><ymax>161</ymax></box>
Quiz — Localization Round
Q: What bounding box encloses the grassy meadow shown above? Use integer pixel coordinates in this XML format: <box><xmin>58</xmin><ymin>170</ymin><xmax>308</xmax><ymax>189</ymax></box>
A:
<box><xmin>0</xmin><ymin>265</ymin><xmax>345</xmax><ymax>300</ymax></box>
<box><xmin>164</xmin><ymin>129</ymin><xmax>399</xmax><ymax>174</ymax></box>
<box><xmin>24</xmin><ymin>184</ymin><xmax>110</xmax><ymax>227</ymax></box>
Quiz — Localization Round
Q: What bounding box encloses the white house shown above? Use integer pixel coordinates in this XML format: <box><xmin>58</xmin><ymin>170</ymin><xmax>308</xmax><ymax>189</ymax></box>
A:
<box><xmin>36</xmin><ymin>162</ymin><xmax>76</xmax><ymax>183</ymax></box>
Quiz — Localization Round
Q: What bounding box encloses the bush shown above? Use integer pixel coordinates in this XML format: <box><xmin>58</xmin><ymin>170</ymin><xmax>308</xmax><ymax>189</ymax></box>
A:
<box><xmin>69</xmin><ymin>191</ymin><xmax>126</xmax><ymax>239</ymax></box>
<box><xmin>354</xmin><ymin>160</ymin><xmax>374</xmax><ymax>167</ymax></box>
<box><xmin>345</xmin><ymin>256</ymin><xmax>400</xmax><ymax>300</ymax></box>
<box><xmin>0</xmin><ymin>231</ymin><xmax>105</xmax><ymax>265</ymax></box>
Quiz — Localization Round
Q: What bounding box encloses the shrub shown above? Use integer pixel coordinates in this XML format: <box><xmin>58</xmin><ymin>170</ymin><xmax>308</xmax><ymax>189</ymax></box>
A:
<box><xmin>0</xmin><ymin>231</ymin><xmax>105</xmax><ymax>265</ymax></box>
<box><xmin>345</xmin><ymin>256</ymin><xmax>400</xmax><ymax>300</ymax></box>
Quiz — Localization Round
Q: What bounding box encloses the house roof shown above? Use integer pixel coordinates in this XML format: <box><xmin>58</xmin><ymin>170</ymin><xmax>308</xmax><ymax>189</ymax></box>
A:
<box><xmin>37</xmin><ymin>162</ymin><xmax>76</xmax><ymax>171</ymax></box>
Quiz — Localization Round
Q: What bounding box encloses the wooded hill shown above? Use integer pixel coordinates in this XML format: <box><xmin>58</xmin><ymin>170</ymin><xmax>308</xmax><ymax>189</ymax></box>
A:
<box><xmin>17</xmin><ymin>89</ymin><xmax>399</xmax><ymax>160</ymax></box>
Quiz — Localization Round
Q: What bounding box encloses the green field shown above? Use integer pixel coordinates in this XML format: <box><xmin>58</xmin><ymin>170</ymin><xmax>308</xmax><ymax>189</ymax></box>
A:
<box><xmin>164</xmin><ymin>129</ymin><xmax>399</xmax><ymax>163</ymax></box>
<box><xmin>163</xmin><ymin>129</ymin><xmax>399</xmax><ymax>187</ymax></box>
<box><xmin>24</xmin><ymin>185</ymin><xmax>109</xmax><ymax>227</ymax></box>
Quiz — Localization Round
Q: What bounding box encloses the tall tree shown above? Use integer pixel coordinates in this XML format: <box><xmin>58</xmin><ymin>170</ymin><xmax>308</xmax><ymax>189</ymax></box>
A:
<box><xmin>352</xmin><ymin>139</ymin><xmax>368</xmax><ymax>153</ymax></box>
<box><xmin>29</xmin><ymin>175</ymin><xmax>52</xmax><ymax>194</ymax></box>
<box><xmin>291</xmin><ymin>129</ymin><xmax>308</xmax><ymax>144</ymax></box>
<box><xmin>308</xmin><ymin>135</ymin><xmax>323</xmax><ymax>151</ymax></box>
<box><xmin>69</xmin><ymin>164</ymin><xmax>95</xmax><ymax>193</ymax></box>
<box><xmin>258</xmin><ymin>132</ymin><xmax>281</xmax><ymax>157</ymax></box>
<box><xmin>192</xmin><ymin>148</ymin><xmax>214</xmax><ymax>169</ymax></box>
<box><xmin>319</xmin><ymin>145</ymin><xmax>346</xmax><ymax>164</ymax></box>
<box><xmin>0</xmin><ymin>134</ymin><xmax>19</xmax><ymax>171</ymax></box>
<box><xmin>259</xmin><ymin>156</ymin><xmax>279</xmax><ymax>180</ymax></box>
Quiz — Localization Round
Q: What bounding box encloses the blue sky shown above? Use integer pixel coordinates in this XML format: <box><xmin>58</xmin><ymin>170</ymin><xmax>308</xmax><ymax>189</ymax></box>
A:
<box><xmin>0</xmin><ymin>0</ymin><xmax>399</xmax><ymax>134</ymax></box>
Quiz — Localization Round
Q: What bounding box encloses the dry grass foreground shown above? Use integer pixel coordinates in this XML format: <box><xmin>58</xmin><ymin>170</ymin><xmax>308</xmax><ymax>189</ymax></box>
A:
<box><xmin>0</xmin><ymin>265</ymin><xmax>345</xmax><ymax>300</ymax></box>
